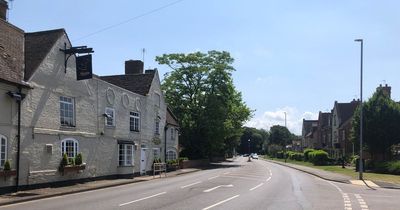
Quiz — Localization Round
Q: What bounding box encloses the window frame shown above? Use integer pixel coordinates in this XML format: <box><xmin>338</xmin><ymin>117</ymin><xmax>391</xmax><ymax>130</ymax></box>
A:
<box><xmin>105</xmin><ymin>107</ymin><xmax>115</xmax><ymax>127</ymax></box>
<box><xmin>0</xmin><ymin>134</ymin><xmax>7</xmax><ymax>168</ymax></box>
<box><xmin>166</xmin><ymin>150</ymin><xmax>177</xmax><ymax>161</ymax></box>
<box><xmin>119</xmin><ymin>144</ymin><xmax>134</xmax><ymax>166</ymax></box>
<box><xmin>60</xmin><ymin>96</ymin><xmax>75</xmax><ymax>127</ymax></box>
<box><xmin>130</xmin><ymin>111</ymin><xmax>140</xmax><ymax>132</ymax></box>
<box><xmin>61</xmin><ymin>138</ymin><xmax>79</xmax><ymax>161</ymax></box>
<box><xmin>155</xmin><ymin>118</ymin><xmax>160</xmax><ymax>135</ymax></box>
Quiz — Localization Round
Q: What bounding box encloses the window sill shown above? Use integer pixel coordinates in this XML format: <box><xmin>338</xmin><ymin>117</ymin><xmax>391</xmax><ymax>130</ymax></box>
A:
<box><xmin>105</xmin><ymin>125</ymin><xmax>116</xmax><ymax>129</ymax></box>
<box><xmin>130</xmin><ymin>130</ymin><xmax>140</xmax><ymax>133</ymax></box>
<box><xmin>118</xmin><ymin>165</ymin><xmax>134</xmax><ymax>168</ymax></box>
<box><xmin>60</xmin><ymin>126</ymin><xmax>76</xmax><ymax>131</ymax></box>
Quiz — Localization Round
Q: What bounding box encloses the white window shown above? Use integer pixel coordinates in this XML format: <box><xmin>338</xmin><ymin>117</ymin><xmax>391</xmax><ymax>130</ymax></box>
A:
<box><xmin>61</xmin><ymin>138</ymin><xmax>79</xmax><ymax>161</ymax></box>
<box><xmin>0</xmin><ymin>135</ymin><xmax>7</xmax><ymax>167</ymax></box>
<box><xmin>155</xmin><ymin>120</ymin><xmax>160</xmax><ymax>135</ymax></box>
<box><xmin>105</xmin><ymin>107</ymin><xmax>115</xmax><ymax>126</ymax></box>
<box><xmin>119</xmin><ymin>144</ymin><xmax>134</xmax><ymax>166</ymax></box>
<box><xmin>166</xmin><ymin>150</ymin><xmax>177</xmax><ymax>161</ymax></box>
<box><xmin>60</xmin><ymin>96</ymin><xmax>75</xmax><ymax>127</ymax></box>
<box><xmin>153</xmin><ymin>148</ymin><xmax>160</xmax><ymax>160</ymax></box>
<box><xmin>130</xmin><ymin>112</ymin><xmax>140</xmax><ymax>132</ymax></box>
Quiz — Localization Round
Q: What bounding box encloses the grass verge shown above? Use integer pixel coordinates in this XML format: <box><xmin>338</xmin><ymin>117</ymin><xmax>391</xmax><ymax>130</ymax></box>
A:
<box><xmin>266</xmin><ymin>156</ymin><xmax>400</xmax><ymax>184</ymax></box>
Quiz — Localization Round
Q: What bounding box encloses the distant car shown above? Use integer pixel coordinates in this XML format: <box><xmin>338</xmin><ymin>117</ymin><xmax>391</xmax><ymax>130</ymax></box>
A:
<box><xmin>243</xmin><ymin>154</ymin><xmax>249</xmax><ymax>157</ymax></box>
<box><xmin>251</xmin><ymin>153</ymin><xmax>259</xmax><ymax>159</ymax></box>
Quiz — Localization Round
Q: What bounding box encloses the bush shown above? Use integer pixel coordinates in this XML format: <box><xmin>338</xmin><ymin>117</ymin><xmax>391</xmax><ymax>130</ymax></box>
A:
<box><xmin>276</xmin><ymin>151</ymin><xmax>285</xmax><ymax>159</ymax></box>
<box><xmin>303</xmin><ymin>149</ymin><xmax>315</xmax><ymax>161</ymax></box>
<box><xmin>287</xmin><ymin>151</ymin><xmax>304</xmax><ymax>161</ymax></box>
<box><xmin>75</xmin><ymin>153</ymin><xmax>83</xmax><ymax>165</ymax></box>
<box><xmin>3</xmin><ymin>160</ymin><xmax>11</xmax><ymax>171</ymax></box>
<box><xmin>308</xmin><ymin>150</ymin><xmax>329</xmax><ymax>165</ymax></box>
<box><xmin>386</xmin><ymin>161</ymin><xmax>400</xmax><ymax>175</ymax></box>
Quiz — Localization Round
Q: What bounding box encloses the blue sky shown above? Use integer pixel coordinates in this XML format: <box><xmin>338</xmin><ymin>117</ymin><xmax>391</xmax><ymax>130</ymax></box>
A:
<box><xmin>8</xmin><ymin>0</ymin><xmax>400</xmax><ymax>134</ymax></box>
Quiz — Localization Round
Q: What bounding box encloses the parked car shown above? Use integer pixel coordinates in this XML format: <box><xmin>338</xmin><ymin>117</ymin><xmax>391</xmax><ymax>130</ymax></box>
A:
<box><xmin>243</xmin><ymin>154</ymin><xmax>249</xmax><ymax>157</ymax></box>
<box><xmin>251</xmin><ymin>153</ymin><xmax>259</xmax><ymax>159</ymax></box>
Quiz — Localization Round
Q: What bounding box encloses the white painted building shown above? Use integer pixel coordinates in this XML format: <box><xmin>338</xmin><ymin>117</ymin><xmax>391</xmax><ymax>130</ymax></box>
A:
<box><xmin>0</xmin><ymin>13</ymin><xmax>179</xmax><ymax>191</ymax></box>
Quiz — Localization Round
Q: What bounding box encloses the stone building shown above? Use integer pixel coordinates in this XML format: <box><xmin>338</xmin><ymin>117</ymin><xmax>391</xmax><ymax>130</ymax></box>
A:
<box><xmin>0</xmin><ymin>1</ymin><xmax>178</xmax><ymax>191</ymax></box>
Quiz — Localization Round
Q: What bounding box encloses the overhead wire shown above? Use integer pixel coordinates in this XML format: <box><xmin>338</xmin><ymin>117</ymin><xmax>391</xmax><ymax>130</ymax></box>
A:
<box><xmin>73</xmin><ymin>0</ymin><xmax>185</xmax><ymax>42</ymax></box>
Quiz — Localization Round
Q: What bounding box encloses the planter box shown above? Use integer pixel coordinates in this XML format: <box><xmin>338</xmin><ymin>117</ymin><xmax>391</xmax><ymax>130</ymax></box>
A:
<box><xmin>60</xmin><ymin>164</ymin><xmax>86</xmax><ymax>175</ymax></box>
<box><xmin>0</xmin><ymin>170</ymin><xmax>17</xmax><ymax>178</ymax></box>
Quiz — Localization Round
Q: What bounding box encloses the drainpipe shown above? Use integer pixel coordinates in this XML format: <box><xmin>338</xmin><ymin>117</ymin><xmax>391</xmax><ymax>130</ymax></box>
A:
<box><xmin>16</xmin><ymin>87</ymin><xmax>21</xmax><ymax>191</ymax></box>
<box><xmin>164</xmin><ymin>125</ymin><xmax>168</xmax><ymax>162</ymax></box>
<box><xmin>7</xmin><ymin>88</ymin><xmax>24</xmax><ymax>192</ymax></box>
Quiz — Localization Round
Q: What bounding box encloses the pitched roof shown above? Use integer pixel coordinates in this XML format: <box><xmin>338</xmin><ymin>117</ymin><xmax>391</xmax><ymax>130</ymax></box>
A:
<box><xmin>302</xmin><ymin>119</ymin><xmax>318</xmax><ymax>137</ymax></box>
<box><xmin>100</xmin><ymin>71</ymin><xmax>155</xmax><ymax>96</ymax></box>
<box><xmin>318</xmin><ymin>112</ymin><xmax>331</xmax><ymax>128</ymax></box>
<box><xmin>24</xmin><ymin>29</ymin><xmax>65</xmax><ymax>81</ymax></box>
<box><xmin>336</xmin><ymin>101</ymin><xmax>359</xmax><ymax>126</ymax></box>
<box><xmin>166</xmin><ymin>107</ymin><xmax>179</xmax><ymax>127</ymax></box>
<box><xmin>0</xmin><ymin>19</ymin><xmax>25</xmax><ymax>86</ymax></box>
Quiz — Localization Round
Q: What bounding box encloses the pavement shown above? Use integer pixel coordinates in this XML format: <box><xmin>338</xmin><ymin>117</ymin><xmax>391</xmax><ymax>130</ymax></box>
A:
<box><xmin>0</xmin><ymin>168</ymin><xmax>201</xmax><ymax>206</ymax></box>
<box><xmin>263</xmin><ymin>158</ymin><xmax>400</xmax><ymax>189</ymax></box>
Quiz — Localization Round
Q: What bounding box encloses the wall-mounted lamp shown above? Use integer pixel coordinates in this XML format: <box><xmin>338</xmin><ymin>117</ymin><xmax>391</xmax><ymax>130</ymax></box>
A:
<box><xmin>7</xmin><ymin>91</ymin><xmax>25</xmax><ymax>101</ymax></box>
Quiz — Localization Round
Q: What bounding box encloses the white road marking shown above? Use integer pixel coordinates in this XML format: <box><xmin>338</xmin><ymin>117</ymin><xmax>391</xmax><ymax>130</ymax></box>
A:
<box><xmin>249</xmin><ymin>183</ymin><xmax>264</xmax><ymax>191</ymax></box>
<box><xmin>223</xmin><ymin>172</ymin><xmax>230</xmax><ymax>175</ymax></box>
<box><xmin>354</xmin><ymin>194</ymin><xmax>369</xmax><ymax>210</ymax></box>
<box><xmin>203</xmin><ymin>184</ymin><xmax>233</xmax><ymax>193</ymax></box>
<box><xmin>327</xmin><ymin>181</ymin><xmax>352</xmax><ymax>210</ymax></box>
<box><xmin>208</xmin><ymin>175</ymin><xmax>219</xmax><ymax>180</ymax></box>
<box><xmin>180</xmin><ymin>181</ymin><xmax>202</xmax><ymax>189</ymax></box>
<box><xmin>202</xmin><ymin>194</ymin><xmax>240</xmax><ymax>210</ymax></box>
<box><xmin>221</xmin><ymin>175</ymin><xmax>265</xmax><ymax>182</ymax></box>
<box><xmin>266</xmin><ymin>177</ymin><xmax>271</xmax><ymax>182</ymax></box>
<box><xmin>119</xmin><ymin>192</ymin><xmax>166</xmax><ymax>207</ymax></box>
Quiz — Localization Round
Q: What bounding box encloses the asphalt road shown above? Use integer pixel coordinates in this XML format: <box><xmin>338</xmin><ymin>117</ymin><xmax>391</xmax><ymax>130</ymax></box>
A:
<box><xmin>1</xmin><ymin>157</ymin><xmax>400</xmax><ymax>210</ymax></box>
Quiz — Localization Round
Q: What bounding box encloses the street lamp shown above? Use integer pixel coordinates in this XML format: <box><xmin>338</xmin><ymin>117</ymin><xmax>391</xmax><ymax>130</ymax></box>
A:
<box><xmin>248</xmin><ymin>139</ymin><xmax>251</xmax><ymax>162</ymax></box>
<box><xmin>355</xmin><ymin>38</ymin><xmax>363</xmax><ymax>180</ymax></box>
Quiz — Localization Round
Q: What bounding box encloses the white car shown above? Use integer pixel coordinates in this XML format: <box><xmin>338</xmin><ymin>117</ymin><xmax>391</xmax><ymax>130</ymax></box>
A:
<box><xmin>251</xmin><ymin>153</ymin><xmax>259</xmax><ymax>159</ymax></box>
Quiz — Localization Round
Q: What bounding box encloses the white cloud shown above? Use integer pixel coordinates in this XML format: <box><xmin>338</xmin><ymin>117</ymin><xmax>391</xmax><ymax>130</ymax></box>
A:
<box><xmin>245</xmin><ymin>107</ymin><xmax>318</xmax><ymax>135</ymax></box>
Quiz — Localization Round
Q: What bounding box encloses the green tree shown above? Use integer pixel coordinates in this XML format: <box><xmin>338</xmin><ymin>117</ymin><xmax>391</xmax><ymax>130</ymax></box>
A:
<box><xmin>156</xmin><ymin>51</ymin><xmax>251</xmax><ymax>159</ymax></box>
<box><xmin>268</xmin><ymin>125</ymin><xmax>294</xmax><ymax>147</ymax></box>
<box><xmin>238</xmin><ymin>127</ymin><xmax>269</xmax><ymax>154</ymax></box>
<box><xmin>351</xmin><ymin>88</ymin><xmax>400</xmax><ymax>160</ymax></box>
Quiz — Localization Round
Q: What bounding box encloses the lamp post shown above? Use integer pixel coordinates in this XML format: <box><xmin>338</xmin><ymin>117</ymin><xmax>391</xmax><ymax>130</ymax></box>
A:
<box><xmin>355</xmin><ymin>38</ymin><xmax>363</xmax><ymax>180</ymax></box>
<box><xmin>248</xmin><ymin>139</ymin><xmax>251</xmax><ymax>162</ymax></box>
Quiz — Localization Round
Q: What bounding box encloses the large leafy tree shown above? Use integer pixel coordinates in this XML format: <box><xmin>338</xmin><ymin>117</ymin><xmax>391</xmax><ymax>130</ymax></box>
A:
<box><xmin>268</xmin><ymin>125</ymin><xmax>295</xmax><ymax>147</ymax></box>
<box><xmin>156</xmin><ymin>51</ymin><xmax>251</xmax><ymax>159</ymax></box>
<box><xmin>238</xmin><ymin>127</ymin><xmax>269</xmax><ymax>154</ymax></box>
<box><xmin>351</xmin><ymin>88</ymin><xmax>400</xmax><ymax>160</ymax></box>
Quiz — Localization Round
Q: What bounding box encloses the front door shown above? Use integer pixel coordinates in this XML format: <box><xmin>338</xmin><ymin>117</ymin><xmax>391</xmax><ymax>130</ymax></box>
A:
<box><xmin>140</xmin><ymin>148</ymin><xmax>147</xmax><ymax>175</ymax></box>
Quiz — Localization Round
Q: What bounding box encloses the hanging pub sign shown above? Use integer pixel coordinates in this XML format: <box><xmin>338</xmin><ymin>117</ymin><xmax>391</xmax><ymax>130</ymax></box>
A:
<box><xmin>76</xmin><ymin>54</ymin><xmax>93</xmax><ymax>80</ymax></box>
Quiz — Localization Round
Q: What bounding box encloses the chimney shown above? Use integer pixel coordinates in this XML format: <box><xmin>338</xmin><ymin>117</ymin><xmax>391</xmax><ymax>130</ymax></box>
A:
<box><xmin>377</xmin><ymin>84</ymin><xmax>391</xmax><ymax>98</ymax></box>
<box><xmin>125</xmin><ymin>60</ymin><xmax>143</xmax><ymax>75</ymax></box>
<box><xmin>0</xmin><ymin>0</ymin><xmax>7</xmax><ymax>21</ymax></box>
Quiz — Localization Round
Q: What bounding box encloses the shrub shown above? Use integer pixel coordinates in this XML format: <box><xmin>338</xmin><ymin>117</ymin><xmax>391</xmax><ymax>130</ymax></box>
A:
<box><xmin>308</xmin><ymin>150</ymin><xmax>329</xmax><ymax>165</ymax></box>
<box><xmin>75</xmin><ymin>153</ymin><xmax>83</xmax><ymax>165</ymax></box>
<box><xmin>3</xmin><ymin>160</ymin><xmax>11</xmax><ymax>171</ymax></box>
<box><xmin>61</xmin><ymin>153</ymin><xmax>69</xmax><ymax>166</ymax></box>
<box><xmin>386</xmin><ymin>161</ymin><xmax>400</xmax><ymax>175</ymax></box>
<box><xmin>276</xmin><ymin>151</ymin><xmax>285</xmax><ymax>159</ymax></box>
<box><xmin>303</xmin><ymin>149</ymin><xmax>315</xmax><ymax>161</ymax></box>
<box><xmin>288</xmin><ymin>152</ymin><xmax>304</xmax><ymax>161</ymax></box>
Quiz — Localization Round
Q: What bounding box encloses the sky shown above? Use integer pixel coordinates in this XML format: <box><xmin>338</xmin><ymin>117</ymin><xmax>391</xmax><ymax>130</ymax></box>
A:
<box><xmin>7</xmin><ymin>0</ymin><xmax>400</xmax><ymax>135</ymax></box>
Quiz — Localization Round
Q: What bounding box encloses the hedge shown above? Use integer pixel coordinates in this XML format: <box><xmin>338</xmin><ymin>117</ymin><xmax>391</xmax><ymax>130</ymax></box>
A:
<box><xmin>308</xmin><ymin>150</ymin><xmax>329</xmax><ymax>165</ymax></box>
<box><xmin>303</xmin><ymin>149</ymin><xmax>315</xmax><ymax>161</ymax></box>
<box><xmin>287</xmin><ymin>151</ymin><xmax>304</xmax><ymax>161</ymax></box>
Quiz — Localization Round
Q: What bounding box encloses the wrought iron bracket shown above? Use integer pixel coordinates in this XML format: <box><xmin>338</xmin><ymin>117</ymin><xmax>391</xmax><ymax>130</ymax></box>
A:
<box><xmin>59</xmin><ymin>43</ymin><xmax>94</xmax><ymax>73</ymax></box>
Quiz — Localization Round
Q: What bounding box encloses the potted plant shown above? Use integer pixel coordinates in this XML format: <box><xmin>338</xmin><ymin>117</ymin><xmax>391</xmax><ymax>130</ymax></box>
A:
<box><xmin>59</xmin><ymin>153</ymin><xmax>86</xmax><ymax>175</ymax></box>
<box><xmin>0</xmin><ymin>160</ymin><xmax>17</xmax><ymax>179</ymax></box>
